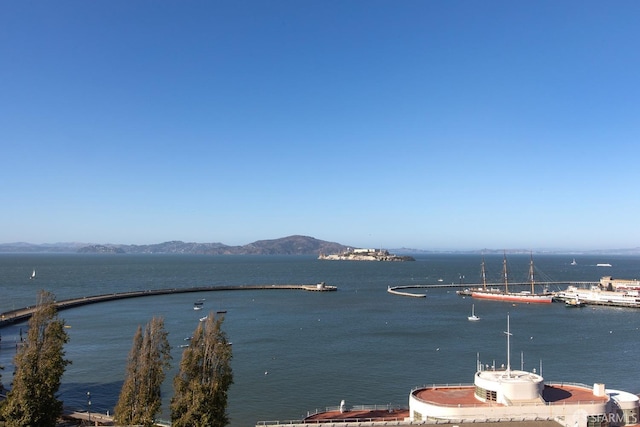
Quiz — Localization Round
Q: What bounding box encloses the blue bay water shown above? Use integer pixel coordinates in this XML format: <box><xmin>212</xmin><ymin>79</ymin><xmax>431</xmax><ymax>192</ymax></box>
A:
<box><xmin>1</xmin><ymin>253</ymin><xmax>640</xmax><ymax>426</ymax></box>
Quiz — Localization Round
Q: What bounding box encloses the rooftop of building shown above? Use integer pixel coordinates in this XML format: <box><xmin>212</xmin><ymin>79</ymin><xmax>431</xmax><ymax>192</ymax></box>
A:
<box><xmin>412</xmin><ymin>383</ymin><xmax>609</xmax><ymax>407</ymax></box>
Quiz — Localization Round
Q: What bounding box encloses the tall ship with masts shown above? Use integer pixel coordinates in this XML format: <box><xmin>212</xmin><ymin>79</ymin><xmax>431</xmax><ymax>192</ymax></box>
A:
<box><xmin>470</xmin><ymin>254</ymin><xmax>553</xmax><ymax>304</ymax></box>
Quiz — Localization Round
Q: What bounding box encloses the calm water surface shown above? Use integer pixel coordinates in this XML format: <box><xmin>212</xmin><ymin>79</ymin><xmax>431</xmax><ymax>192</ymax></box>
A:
<box><xmin>1</xmin><ymin>253</ymin><xmax>640</xmax><ymax>426</ymax></box>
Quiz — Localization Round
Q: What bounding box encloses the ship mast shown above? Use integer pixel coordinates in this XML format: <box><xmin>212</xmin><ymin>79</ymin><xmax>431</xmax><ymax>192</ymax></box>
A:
<box><xmin>481</xmin><ymin>256</ymin><xmax>487</xmax><ymax>290</ymax></box>
<box><xmin>529</xmin><ymin>253</ymin><xmax>535</xmax><ymax>294</ymax></box>
<box><xmin>503</xmin><ymin>252</ymin><xmax>509</xmax><ymax>294</ymax></box>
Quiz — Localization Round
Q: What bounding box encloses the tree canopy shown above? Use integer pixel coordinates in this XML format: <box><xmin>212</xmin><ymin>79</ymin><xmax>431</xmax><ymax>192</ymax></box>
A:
<box><xmin>114</xmin><ymin>316</ymin><xmax>172</xmax><ymax>427</ymax></box>
<box><xmin>171</xmin><ymin>312</ymin><xmax>233</xmax><ymax>427</ymax></box>
<box><xmin>0</xmin><ymin>290</ymin><xmax>70</xmax><ymax>427</ymax></box>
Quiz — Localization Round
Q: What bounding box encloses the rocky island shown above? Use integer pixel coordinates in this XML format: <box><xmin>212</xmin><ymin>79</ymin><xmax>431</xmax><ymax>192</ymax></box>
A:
<box><xmin>318</xmin><ymin>248</ymin><xmax>415</xmax><ymax>262</ymax></box>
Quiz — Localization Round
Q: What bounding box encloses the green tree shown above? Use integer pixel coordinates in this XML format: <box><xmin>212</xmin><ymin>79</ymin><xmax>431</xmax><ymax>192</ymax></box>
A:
<box><xmin>114</xmin><ymin>316</ymin><xmax>171</xmax><ymax>427</ymax></box>
<box><xmin>1</xmin><ymin>290</ymin><xmax>70</xmax><ymax>427</ymax></box>
<box><xmin>171</xmin><ymin>312</ymin><xmax>233</xmax><ymax>427</ymax></box>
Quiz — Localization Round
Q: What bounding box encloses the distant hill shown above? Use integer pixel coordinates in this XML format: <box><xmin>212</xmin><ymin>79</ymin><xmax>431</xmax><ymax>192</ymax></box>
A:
<box><xmin>0</xmin><ymin>235</ymin><xmax>350</xmax><ymax>256</ymax></box>
<box><xmin>1</xmin><ymin>238</ymin><xmax>639</xmax><ymax>255</ymax></box>
<box><xmin>0</xmin><ymin>242</ymin><xmax>89</xmax><ymax>253</ymax></box>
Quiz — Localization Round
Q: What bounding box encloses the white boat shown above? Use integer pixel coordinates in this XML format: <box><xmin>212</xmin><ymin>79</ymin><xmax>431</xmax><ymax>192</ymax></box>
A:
<box><xmin>193</xmin><ymin>301</ymin><xmax>204</xmax><ymax>310</ymax></box>
<box><xmin>570</xmin><ymin>258</ymin><xmax>577</xmax><ymax>266</ymax></box>
<box><xmin>597</xmin><ymin>263</ymin><xmax>612</xmax><ymax>267</ymax></box>
<box><xmin>30</xmin><ymin>269</ymin><xmax>36</xmax><ymax>279</ymax></box>
<box><xmin>470</xmin><ymin>254</ymin><xmax>553</xmax><ymax>304</ymax></box>
<box><xmin>467</xmin><ymin>304</ymin><xmax>480</xmax><ymax>321</ymax></box>
<box><xmin>199</xmin><ymin>316</ymin><xmax>208</xmax><ymax>322</ymax></box>
<box><xmin>555</xmin><ymin>285</ymin><xmax>640</xmax><ymax>308</ymax></box>
<box><xmin>565</xmin><ymin>296</ymin><xmax>586</xmax><ymax>307</ymax></box>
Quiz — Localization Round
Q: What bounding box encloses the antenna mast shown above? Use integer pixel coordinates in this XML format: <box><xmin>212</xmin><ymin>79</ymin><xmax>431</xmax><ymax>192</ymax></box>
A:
<box><xmin>504</xmin><ymin>314</ymin><xmax>512</xmax><ymax>375</ymax></box>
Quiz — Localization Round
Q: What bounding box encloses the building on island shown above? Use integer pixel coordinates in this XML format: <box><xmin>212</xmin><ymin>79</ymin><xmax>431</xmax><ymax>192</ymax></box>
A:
<box><xmin>318</xmin><ymin>248</ymin><xmax>415</xmax><ymax>261</ymax></box>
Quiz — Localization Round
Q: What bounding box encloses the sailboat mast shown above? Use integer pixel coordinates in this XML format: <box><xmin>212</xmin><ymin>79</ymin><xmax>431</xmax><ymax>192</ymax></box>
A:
<box><xmin>503</xmin><ymin>252</ymin><xmax>509</xmax><ymax>293</ymax></box>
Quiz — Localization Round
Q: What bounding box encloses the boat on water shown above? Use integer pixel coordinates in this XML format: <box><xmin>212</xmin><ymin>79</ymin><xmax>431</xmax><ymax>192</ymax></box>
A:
<box><xmin>193</xmin><ymin>301</ymin><xmax>204</xmax><ymax>311</ymax></box>
<box><xmin>467</xmin><ymin>304</ymin><xmax>480</xmax><ymax>321</ymax></box>
<box><xmin>30</xmin><ymin>269</ymin><xmax>36</xmax><ymax>279</ymax></box>
<box><xmin>554</xmin><ymin>285</ymin><xmax>640</xmax><ymax>308</ymax></box>
<box><xmin>280</xmin><ymin>316</ymin><xmax>640</xmax><ymax>427</ymax></box>
<box><xmin>571</xmin><ymin>258</ymin><xmax>577</xmax><ymax>266</ymax></box>
<box><xmin>565</xmin><ymin>295</ymin><xmax>587</xmax><ymax>308</ymax></box>
<box><xmin>597</xmin><ymin>263</ymin><xmax>613</xmax><ymax>267</ymax></box>
<box><xmin>470</xmin><ymin>254</ymin><xmax>553</xmax><ymax>304</ymax></box>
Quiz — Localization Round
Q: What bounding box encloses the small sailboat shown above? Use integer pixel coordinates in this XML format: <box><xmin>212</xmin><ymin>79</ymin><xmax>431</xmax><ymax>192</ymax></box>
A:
<box><xmin>570</xmin><ymin>258</ymin><xmax>577</xmax><ymax>266</ymax></box>
<box><xmin>30</xmin><ymin>269</ymin><xmax>36</xmax><ymax>279</ymax></box>
<box><xmin>468</xmin><ymin>304</ymin><xmax>480</xmax><ymax>321</ymax></box>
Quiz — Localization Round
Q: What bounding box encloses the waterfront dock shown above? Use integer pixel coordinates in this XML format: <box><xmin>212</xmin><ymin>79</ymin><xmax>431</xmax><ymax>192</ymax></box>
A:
<box><xmin>61</xmin><ymin>409</ymin><xmax>114</xmax><ymax>426</ymax></box>
<box><xmin>0</xmin><ymin>283</ymin><xmax>337</xmax><ymax>327</ymax></box>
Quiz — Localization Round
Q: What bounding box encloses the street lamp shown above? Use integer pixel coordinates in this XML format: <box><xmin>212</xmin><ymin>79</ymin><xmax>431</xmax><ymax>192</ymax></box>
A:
<box><xmin>87</xmin><ymin>391</ymin><xmax>91</xmax><ymax>425</ymax></box>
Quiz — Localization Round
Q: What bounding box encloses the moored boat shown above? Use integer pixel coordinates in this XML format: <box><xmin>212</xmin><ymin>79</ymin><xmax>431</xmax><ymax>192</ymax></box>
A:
<box><xmin>470</xmin><ymin>254</ymin><xmax>553</xmax><ymax>304</ymax></box>
<box><xmin>471</xmin><ymin>289</ymin><xmax>553</xmax><ymax>303</ymax></box>
<box><xmin>565</xmin><ymin>296</ymin><xmax>587</xmax><ymax>307</ymax></box>
<box><xmin>555</xmin><ymin>285</ymin><xmax>640</xmax><ymax>308</ymax></box>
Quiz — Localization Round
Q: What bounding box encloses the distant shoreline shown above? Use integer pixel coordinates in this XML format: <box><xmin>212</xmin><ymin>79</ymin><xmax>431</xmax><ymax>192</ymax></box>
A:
<box><xmin>1</xmin><ymin>236</ymin><xmax>640</xmax><ymax>257</ymax></box>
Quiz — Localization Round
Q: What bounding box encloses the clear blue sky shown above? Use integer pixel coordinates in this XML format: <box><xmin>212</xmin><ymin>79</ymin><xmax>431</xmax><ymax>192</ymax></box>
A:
<box><xmin>2</xmin><ymin>1</ymin><xmax>639</xmax><ymax>250</ymax></box>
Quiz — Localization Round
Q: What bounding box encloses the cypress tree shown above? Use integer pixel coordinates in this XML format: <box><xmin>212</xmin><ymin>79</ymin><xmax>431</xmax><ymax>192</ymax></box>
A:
<box><xmin>1</xmin><ymin>290</ymin><xmax>70</xmax><ymax>427</ymax></box>
<box><xmin>114</xmin><ymin>325</ymin><xmax>143</xmax><ymax>425</ymax></box>
<box><xmin>114</xmin><ymin>316</ymin><xmax>171</xmax><ymax>427</ymax></box>
<box><xmin>171</xmin><ymin>312</ymin><xmax>233</xmax><ymax>427</ymax></box>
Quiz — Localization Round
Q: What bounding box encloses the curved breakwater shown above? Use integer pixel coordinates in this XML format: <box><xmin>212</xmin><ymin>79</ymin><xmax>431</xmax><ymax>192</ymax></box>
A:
<box><xmin>0</xmin><ymin>283</ymin><xmax>336</xmax><ymax>327</ymax></box>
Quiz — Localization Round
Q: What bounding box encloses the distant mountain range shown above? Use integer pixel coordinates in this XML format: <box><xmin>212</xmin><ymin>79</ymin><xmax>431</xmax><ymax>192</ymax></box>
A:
<box><xmin>0</xmin><ymin>236</ymin><xmax>639</xmax><ymax>255</ymax></box>
<box><xmin>0</xmin><ymin>235</ymin><xmax>350</xmax><ymax>255</ymax></box>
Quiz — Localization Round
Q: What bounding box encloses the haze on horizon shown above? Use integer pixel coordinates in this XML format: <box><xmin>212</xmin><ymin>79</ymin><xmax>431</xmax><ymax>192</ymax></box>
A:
<box><xmin>2</xmin><ymin>1</ymin><xmax>639</xmax><ymax>252</ymax></box>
